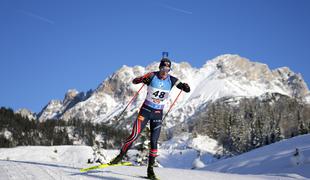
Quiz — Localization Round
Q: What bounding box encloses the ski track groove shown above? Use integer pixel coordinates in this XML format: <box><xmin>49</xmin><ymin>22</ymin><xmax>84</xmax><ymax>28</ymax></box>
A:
<box><xmin>37</xmin><ymin>162</ymin><xmax>58</xmax><ymax>180</ymax></box>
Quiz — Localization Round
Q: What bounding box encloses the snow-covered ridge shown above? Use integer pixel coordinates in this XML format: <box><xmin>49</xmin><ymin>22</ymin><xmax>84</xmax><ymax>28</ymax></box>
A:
<box><xmin>204</xmin><ymin>134</ymin><xmax>310</xmax><ymax>179</ymax></box>
<box><xmin>37</xmin><ymin>54</ymin><xmax>309</xmax><ymax>129</ymax></box>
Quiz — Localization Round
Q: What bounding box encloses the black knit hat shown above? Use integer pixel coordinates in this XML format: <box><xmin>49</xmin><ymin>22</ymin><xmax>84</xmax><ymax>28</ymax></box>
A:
<box><xmin>159</xmin><ymin>58</ymin><xmax>171</xmax><ymax>68</ymax></box>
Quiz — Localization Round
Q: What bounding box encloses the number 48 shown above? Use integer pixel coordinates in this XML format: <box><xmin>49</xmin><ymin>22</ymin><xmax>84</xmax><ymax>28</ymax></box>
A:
<box><xmin>153</xmin><ymin>91</ymin><xmax>165</xmax><ymax>98</ymax></box>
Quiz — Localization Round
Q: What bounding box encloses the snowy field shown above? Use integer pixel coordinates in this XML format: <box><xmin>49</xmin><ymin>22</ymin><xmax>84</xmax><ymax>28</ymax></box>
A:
<box><xmin>0</xmin><ymin>134</ymin><xmax>309</xmax><ymax>180</ymax></box>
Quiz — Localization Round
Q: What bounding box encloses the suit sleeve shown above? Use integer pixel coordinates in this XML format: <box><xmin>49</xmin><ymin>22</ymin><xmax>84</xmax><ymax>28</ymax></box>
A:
<box><xmin>132</xmin><ymin>72</ymin><xmax>154</xmax><ymax>84</ymax></box>
<box><xmin>170</xmin><ymin>76</ymin><xmax>191</xmax><ymax>93</ymax></box>
<box><xmin>170</xmin><ymin>76</ymin><xmax>180</xmax><ymax>87</ymax></box>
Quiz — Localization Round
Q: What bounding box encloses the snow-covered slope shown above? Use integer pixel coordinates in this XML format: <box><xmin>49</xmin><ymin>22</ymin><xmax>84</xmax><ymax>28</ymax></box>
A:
<box><xmin>0</xmin><ymin>160</ymin><xmax>293</xmax><ymax>180</ymax></box>
<box><xmin>158</xmin><ymin>133</ymin><xmax>223</xmax><ymax>169</ymax></box>
<box><xmin>160</xmin><ymin>132</ymin><xmax>222</xmax><ymax>154</ymax></box>
<box><xmin>1</xmin><ymin>134</ymin><xmax>310</xmax><ymax>179</ymax></box>
<box><xmin>204</xmin><ymin>134</ymin><xmax>310</xmax><ymax>179</ymax></box>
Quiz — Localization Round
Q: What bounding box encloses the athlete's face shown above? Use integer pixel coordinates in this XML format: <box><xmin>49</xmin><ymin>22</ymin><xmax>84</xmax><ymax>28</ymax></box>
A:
<box><xmin>159</xmin><ymin>66</ymin><xmax>170</xmax><ymax>79</ymax></box>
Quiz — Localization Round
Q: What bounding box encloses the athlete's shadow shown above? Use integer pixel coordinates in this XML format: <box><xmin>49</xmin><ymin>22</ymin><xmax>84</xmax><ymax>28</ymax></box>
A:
<box><xmin>0</xmin><ymin>159</ymin><xmax>122</xmax><ymax>180</ymax></box>
<box><xmin>0</xmin><ymin>159</ymin><xmax>79</xmax><ymax>170</ymax></box>
<box><xmin>71</xmin><ymin>170</ymin><xmax>143</xmax><ymax>180</ymax></box>
<box><xmin>1</xmin><ymin>159</ymin><xmax>145</xmax><ymax>180</ymax></box>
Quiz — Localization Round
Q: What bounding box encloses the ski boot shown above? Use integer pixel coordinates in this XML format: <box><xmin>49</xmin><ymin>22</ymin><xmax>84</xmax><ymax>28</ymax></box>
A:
<box><xmin>147</xmin><ymin>156</ymin><xmax>159</xmax><ymax>180</ymax></box>
<box><xmin>109</xmin><ymin>152</ymin><xmax>125</xmax><ymax>165</ymax></box>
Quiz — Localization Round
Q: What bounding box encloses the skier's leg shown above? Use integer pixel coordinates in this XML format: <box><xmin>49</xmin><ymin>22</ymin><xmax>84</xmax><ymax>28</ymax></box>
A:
<box><xmin>121</xmin><ymin>114</ymin><xmax>149</xmax><ymax>154</ymax></box>
<box><xmin>147</xmin><ymin>110</ymin><xmax>162</xmax><ymax>179</ymax></box>
<box><xmin>110</xmin><ymin>106</ymin><xmax>150</xmax><ymax>164</ymax></box>
<box><xmin>149</xmin><ymin>110</ymin><xmax>162</xmax><ymax>158</ymax></box>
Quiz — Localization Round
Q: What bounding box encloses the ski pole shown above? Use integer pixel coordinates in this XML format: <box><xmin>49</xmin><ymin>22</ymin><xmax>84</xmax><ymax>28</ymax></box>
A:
<box><xmin>115</xmin><ymin>84</ymin><xmax>145</xmax><ymax>121</ymax></box>
<box><xmin>162</xmin><ymin>89</ymin><xmax>183</xmax><ymax>122</ymax></box>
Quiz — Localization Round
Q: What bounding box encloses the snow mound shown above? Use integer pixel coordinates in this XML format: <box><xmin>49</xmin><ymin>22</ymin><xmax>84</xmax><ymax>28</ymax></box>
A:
<box><xmin>192</xmin><ymin>157</ymin><xmax>206</xmax><ymax>169</ymax></box>
<box><xmin>160</xmin><ymin>133</ymin><xmax>222</xmax><ymax>154</ymax></box>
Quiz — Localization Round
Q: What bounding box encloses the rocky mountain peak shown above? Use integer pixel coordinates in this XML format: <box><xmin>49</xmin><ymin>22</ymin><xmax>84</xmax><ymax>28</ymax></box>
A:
<box><xmin>205</xmin><ymin>54</ymin><xmax>273</xmax><ymax>82</ymax></box>
<box><xmin>63</xmin><ymin>89</ymin><xmax>79</xmax><ymax>104</ymax></box>
<box><xmin>273</xmin><ymin>67</ymin><xmax>309</xmax><ymax>98</ymax></box>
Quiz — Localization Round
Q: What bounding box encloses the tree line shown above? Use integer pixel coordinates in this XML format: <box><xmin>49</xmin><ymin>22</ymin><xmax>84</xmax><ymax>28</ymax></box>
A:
<box><xmin>188</xmin><ymin>93</ymin><xmax>310</xmax><ymax>155</ymax></box>
<box><xmin>0</xmin><ymin>107</ymin><xmax>128</xmax><ymax>148</ymax></box>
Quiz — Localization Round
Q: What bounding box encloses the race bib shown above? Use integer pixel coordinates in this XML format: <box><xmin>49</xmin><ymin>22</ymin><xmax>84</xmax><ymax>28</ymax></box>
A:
<box><xmin>146</xmin><ymin>86</ymin><xmax>170</xmax><ymax>106</ymax></box>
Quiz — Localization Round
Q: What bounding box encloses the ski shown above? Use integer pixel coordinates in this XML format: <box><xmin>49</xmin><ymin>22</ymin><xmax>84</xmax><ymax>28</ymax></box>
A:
<box><xmin>80</xmin><ymin>161</ymin><xmax>133</xmax><ymax>172</ymax></box>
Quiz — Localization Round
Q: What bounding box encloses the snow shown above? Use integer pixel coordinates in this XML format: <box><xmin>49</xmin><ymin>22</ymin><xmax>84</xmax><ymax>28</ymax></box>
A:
<box><xmin>204</xmin><ymin>134</ymin><xmax>310</xmax><ymax>179</ymax></box>
<box><xmin>305</xmin><ymin>93</ymin><xmax>310</xmax><ymax>104</ymax></box>
<box><xmin>0</xmin><ymin>129</ymin><xmax>13</xmax><ymax>141</ymax></box>
<box><xmin>157</xmin><ymin>133</ymin><xmax>222</xmax><ymax>169</ymax></box>
<box><xmin>1</xmin><ymin>134</ymin><xmax>309</xmax><ymax>179</ymax></box>
<box><xmin>192</xmin><ymin>157</ymin><xmax>206</xmax><ymax>169</ymax></box>
<box><xmin>38</xmin><ymin>100</ymin><xmax>63</xmax><ymax>121</ymax></box>
<box><xmin>160</xmin><ymin>133</ymin><xmax>223</xmax><ymax>154</ymax></box>
<box><xmin>0</xmin><ymin>160</ymin><xmax>292</xmax><ymax>180</ymax></box>
<box><xmin>188</xmin><ymin>134</ymin><xmax>222</xmax><ymax>154</ymax></box>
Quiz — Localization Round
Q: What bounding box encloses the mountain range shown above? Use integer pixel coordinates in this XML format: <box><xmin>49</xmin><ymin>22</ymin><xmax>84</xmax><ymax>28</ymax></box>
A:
<box><xmin>19</xmin><ymin>54</ymin><xmax>309</xmax><ymax>132</ymax></box>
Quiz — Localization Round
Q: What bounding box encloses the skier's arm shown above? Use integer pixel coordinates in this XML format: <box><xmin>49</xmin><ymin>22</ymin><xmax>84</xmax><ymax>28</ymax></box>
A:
<box><xmin>132</xmin><ymin>72</ymin><xmax>154</xmax><ymax>85</ymax></box>
<box><xmin>171</xmin><ymin>76</ymin><xmax>191</xmax><ymax>93</ymax></box>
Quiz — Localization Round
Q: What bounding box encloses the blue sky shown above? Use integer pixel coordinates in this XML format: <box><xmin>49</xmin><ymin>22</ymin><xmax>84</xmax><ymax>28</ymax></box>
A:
<box><xmin>1</xmin><ymin>0</ymin><xmax>310</xmax><ymax>113</ymax></box>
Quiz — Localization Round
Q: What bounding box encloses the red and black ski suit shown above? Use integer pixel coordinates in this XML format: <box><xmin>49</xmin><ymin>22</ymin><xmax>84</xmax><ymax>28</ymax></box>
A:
<box><xmin>119</xmin><ymin>71</ymin><xmax>190</xmax><ymax>158</ymax></box>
